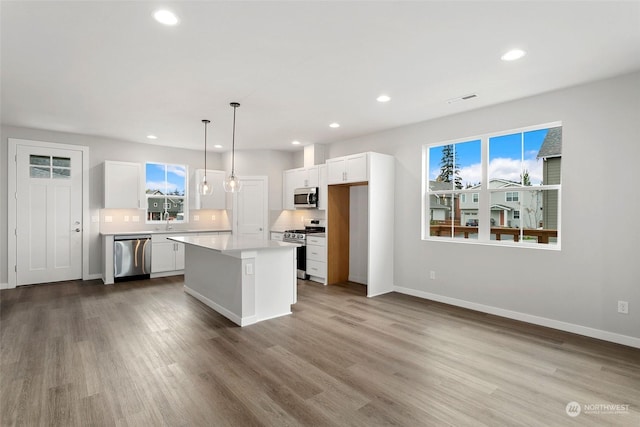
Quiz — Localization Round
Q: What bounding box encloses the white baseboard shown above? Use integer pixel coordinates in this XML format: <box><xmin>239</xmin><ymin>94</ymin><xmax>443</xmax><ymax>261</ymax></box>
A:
<box><xmin>0</xmin><ymin>283</ymin><xmax>14</xmax><ymax>290</ymax></box>
<box><xmin>394</xmin><ymin>286</ymin><xmax>640</xmax><ymax>349</ymax></box>
<box><xmin>348</xmin><ymin>275</ymin><xmax>368</xmax><ymax>285</ymax></box>
<box><xmin>184</xmin><ymin>285</ymin><xmax>249</xmax><ymax>326</ymax></box>
<box><xmin>84</xmin><ymin>273</ymin><xmax>102</xmax><ymax>281</ymax></box>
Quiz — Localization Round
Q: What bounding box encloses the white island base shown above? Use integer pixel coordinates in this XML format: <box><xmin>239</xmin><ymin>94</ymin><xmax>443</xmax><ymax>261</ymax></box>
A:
<box><xmin>169</xmin><ymin>235</ymin><xmax>298</xmax><ymax>326</ymax></box>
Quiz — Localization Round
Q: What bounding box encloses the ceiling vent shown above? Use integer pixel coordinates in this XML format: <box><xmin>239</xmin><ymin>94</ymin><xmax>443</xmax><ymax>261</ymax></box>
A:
<box><xmin>446</xmin><ymin>93</ymin><xmax>478</xmax><ymax>104</ymax></box>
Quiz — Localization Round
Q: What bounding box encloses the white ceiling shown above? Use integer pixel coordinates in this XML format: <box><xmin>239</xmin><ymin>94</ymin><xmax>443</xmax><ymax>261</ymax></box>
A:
<box><xmin>2</xmin><ymin>1</ymin><xmax>639</xmax><ymax>152</ymax></box>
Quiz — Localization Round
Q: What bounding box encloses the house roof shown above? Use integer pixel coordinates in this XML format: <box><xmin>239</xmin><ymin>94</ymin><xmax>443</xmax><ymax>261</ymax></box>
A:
<box><xmin>428</xmin><ymin>180</ymin><xmax>455</xmax><ymax>191</ymax></box>
<box><xmin>537</xmin><ymin>127</ymin><xmax>562</xmax><ymax>159</ymax></box>
<box><xmin>491</xmin><ymin>204</ymin><xmax>513</xmax><ymax>211</ymax></box>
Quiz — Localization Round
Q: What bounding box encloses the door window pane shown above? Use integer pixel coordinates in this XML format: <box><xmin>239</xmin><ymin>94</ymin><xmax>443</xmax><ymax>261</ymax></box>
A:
<box><xmin>52</xmin><ymin>168</ymin><xmax>71</xmax><ymax>179</ymax></box>
<box><xmin>30</xmin><ymin>155</ymin><xmax>50</xmax><ymax>166</ymax></box>
<box><xmin>52</xmin><ymin>156</ymin><xmax>71</xmax><ymax>167</ymax></box>
<box><xmin>30</xmin><ymin>166</ymin><xmax>50</xmax><ymax>178</ymax></box>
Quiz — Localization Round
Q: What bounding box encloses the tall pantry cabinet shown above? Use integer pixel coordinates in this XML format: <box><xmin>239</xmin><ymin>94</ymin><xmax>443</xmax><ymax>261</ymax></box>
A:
<box><xmin>326</xmin><ymin>152</ymin><xmax>394</xmax><ymax>297</ymax></box>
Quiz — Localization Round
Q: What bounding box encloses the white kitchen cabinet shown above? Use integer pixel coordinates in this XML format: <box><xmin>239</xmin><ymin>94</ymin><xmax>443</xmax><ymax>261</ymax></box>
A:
<box><xmin>151</xmin><ymin>233</ymin><xmax>185</xmax><ymax>273</ymax></box>
<box><xmin>104</xmin><ymin>160</ymin><xmax>142</xmax><ymax>208</ymax></box>
<box><xmin>318</xmin><ymin>165</ymin><xmax>327</xmax><ymax>210</ymax></box>
<box><xmin>326</xmin><ymin>153</ymin><xmax>368</xmax><ymax>184</ymax></box>
<box><xmin>193</xmin><ymin>169</ymin><xmax>226</xmax><ymax>209</ymax></box>
<box><xmin>306</xmin><ymin>235</ymin><xmax>326</xmax><ymax>282</ymax></box>
<box><xmin>283</xmin><ymin>165</ymin><xmax>322</xmax><ymax>210</ymax></box>
<box><xmin>282</xmin><ymin>169</ymin><xmax>297</xmax><ymax>210</ymax></box>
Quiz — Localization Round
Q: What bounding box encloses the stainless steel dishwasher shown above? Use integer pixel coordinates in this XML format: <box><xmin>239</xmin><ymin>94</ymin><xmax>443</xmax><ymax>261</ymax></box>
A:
<box><xmin>114</xmin><ymin>235</ymin><xmax>151</xmax><ymax>281</ymax></box>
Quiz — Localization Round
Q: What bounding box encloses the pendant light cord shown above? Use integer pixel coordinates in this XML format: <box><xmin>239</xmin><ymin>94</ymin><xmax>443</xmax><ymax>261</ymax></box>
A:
<box><xmin>202</xmin><ymin>119</ymin><xmax>210</xmax><ymax>180</ymax></box>
<box><xmin>231</xmin><ymin>105</ymin><xmax>237</xmax><ymax>176</ymax></box>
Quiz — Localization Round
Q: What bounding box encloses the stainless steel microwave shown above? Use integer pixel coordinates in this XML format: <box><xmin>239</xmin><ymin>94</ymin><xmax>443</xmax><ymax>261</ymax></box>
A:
<box><xmin>294</xmin><ymin>187</ymin><xmax>318</xmax><ymax>209</ymax></box>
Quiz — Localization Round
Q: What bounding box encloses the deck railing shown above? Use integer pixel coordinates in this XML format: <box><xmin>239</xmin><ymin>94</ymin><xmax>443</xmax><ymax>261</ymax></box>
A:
<box><xmin>430</xmin><ymin>225</ymin><xmax>558</xmax><ymax>244</ymax></box>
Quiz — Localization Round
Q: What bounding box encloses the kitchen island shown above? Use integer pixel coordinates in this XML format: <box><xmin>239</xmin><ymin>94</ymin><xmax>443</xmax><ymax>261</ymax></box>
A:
<box><xmin>168</xmin><ymin>235</ymin><xmax>299</xmax><ymax>326</ymax></box>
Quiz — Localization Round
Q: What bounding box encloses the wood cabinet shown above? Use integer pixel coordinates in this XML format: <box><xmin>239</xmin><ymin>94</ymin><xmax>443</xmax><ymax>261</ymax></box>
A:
<box><xmin>193</xmin><ymin>169</ymin><xmax>226</xmax><ymax>209</ymax></box>
<box><xmin>306</xmin><ymin>235</ymin><xmax>326</xmax><ymax>282</ymax></box>
<box><xmin>326</xmin><ymin>153</ymin><xmax>368</xmax><ymax>184</ymax></box>
<box><xmin>151</xmin><ymin>233</ymin><xmax>185</xmax><ymax>273</ymax></box>
<box><xmin>104</xmin><ymin>160</ymin><xmax>142</xmax><ymax>208</ymax></box>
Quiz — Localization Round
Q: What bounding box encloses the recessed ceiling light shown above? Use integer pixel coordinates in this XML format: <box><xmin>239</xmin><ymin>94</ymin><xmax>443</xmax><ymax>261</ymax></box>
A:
<box><xmin>329</xmin><ymin>122</ymin><xmax>340</xmax><ymax>128</ymax></box>
<box><xmin>154</xmin><ymin>10</ymin><xmax>179</xmax><ymax>26</ymax></box>
<box><xmin>291</xmin><ymin>140</ymin><xmax>301</xmax><ymax>145</ymax></box>
<box><xmin>146</xmin><ymin>135</ymin><xmax>158</xmax><ymax>139</ymax></box>
<box><xmin>213</xmin><ymin>144</ymin><xmax>223</xmax><ymax>149</ymax></box>
<box><xmin>501</xmin><ymin>49</ymin><xmax>526</xmax><ymax>61</ymax></box>
<box><xmin>376</xmin><ymin>95</ymin><xmax>391</xmax><ymax>103</ymax></box>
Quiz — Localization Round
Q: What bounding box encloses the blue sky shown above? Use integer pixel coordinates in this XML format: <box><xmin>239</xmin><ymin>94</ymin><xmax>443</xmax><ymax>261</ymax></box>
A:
<box><xmin>429</xmin><ymin>128</ymin><xmax>550</xmax><ymax>187</ymax></box>
<box><xmin>145</xmin><ymin>163</ymin><xmax>186</xmax><ymax>195</ymax></box>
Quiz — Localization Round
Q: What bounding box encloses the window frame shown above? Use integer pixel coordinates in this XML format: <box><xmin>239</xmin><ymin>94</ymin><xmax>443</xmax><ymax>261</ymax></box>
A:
<box><xmin>145</xmin><ymin>162</ymin><xmax>189</xmax><ymax>224</ymax></box>
<box><xmin>422</xmin><ymin>121</ymin><xmax>562</xmax><ymax>250</ymax></box>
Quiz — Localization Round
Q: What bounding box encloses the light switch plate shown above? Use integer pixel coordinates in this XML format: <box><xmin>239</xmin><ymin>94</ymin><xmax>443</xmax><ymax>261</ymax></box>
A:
<box><xmin>132</xmin><ymin>216</ymin><xmax>140</xmax><ymax>222</ymax></box>
<box><xmin>104</xmin><ymin>216</ymin><xmax>112</xmax><ymax>223</ymax></box>
<box><xmin>194</xmin><ymin>215</ymin><xmax>200</xmax><ymax>221</ymax></box>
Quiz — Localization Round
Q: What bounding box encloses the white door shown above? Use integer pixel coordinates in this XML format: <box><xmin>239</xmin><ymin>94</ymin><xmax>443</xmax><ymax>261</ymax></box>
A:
<box><xmin>235</xmin><ymin>177</ymin><xmax>268</xmax><ymax>240</ymax></box>
<box><xmin>15</xmin><ymin>145</ymin><xmax>83</xmax><ymax>285</ymax></box>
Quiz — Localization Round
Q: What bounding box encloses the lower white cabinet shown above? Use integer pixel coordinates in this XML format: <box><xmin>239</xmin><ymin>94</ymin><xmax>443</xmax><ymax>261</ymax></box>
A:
<box><xmin>151</xmin><ymin>234</ymin><xmax>185</xmax><ymax>273</ymax></box>
<box><xmin>306</xmin><ymin>235</ymin><xmax>326</xmax><ymax>282</ymax></box>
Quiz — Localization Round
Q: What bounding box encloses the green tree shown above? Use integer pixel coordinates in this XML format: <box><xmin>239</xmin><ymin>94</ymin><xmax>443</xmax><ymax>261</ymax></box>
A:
<box><xmin>437</xmin><ymin>145</ymin><xmax>462</xmax><ymax>189</ymax></box>
<box><xmin>521</xmin><ymin>169</ymin><xmax>531</xmax><ymax>186</ymax></box>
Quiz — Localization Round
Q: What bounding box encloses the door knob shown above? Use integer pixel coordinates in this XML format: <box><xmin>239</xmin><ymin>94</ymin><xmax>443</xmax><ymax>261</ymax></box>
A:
<box><xmin>74</xmin><ymin>228</ymin><xmax>81</xmax><ymax>232</ymax></box>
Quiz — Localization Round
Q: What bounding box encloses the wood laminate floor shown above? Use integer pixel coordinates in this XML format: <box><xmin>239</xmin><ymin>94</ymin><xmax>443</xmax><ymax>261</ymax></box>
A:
<box><xmin>1</xmin><ymin>277</ymin><xmax>638</xmax><ymax>426</ymax></box>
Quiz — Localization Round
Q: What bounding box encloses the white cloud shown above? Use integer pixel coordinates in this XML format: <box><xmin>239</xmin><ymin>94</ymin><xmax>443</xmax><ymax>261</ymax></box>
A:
<box><xmin>489</xmin><ymin>157</ymin><xmax>543</xmax><ymax>184</ymax></box>
<box><xmin>166</xmin><ymin>165</ymin><xmax>186</xmax><ymax>177</ymax></box>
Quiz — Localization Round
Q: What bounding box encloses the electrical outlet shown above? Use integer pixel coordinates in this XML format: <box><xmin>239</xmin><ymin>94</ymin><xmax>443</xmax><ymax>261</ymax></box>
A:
<box><xmin>193</xmin><ymin>215</ymin><xmax>200</xmax><ymax>221</ymax></box>
<box><xmin>211</xmin><ymin>215</ymin><xmax>216</xmax><ymax>221</ymax></box>
<box><xmin>429</xmin><ymin>270</ymin><xmax>436</xmax><ymax>280</ymax></box>
<box><xmin>132</xmin><ymin>216</ymin><xmax>140</xmax><ymax>222</ymax></box>
<box><xmin>246</xmin><ymin>263</ymin><xmax>254</xmax><ymax>275</ymax></box>
<box><xmin>618</xmin><ymin>301</ymin><xmax>629</xmax><ymax>314</ymax></box>
<box><xmin>124</xmin><ymin>216</ymin><xmax>129</xmax><ymax>222</ymax></box>
<box><xmin>104</xmin><ymin>215</ymin><xmax>112</xmax><ymax>223</ymax></box>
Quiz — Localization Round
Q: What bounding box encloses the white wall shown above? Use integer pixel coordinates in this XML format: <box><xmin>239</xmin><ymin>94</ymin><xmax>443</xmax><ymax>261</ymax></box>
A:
<box><xmin>222</xmin><ymin>149</ymin><xmax>295</xmax><ymax>212</ymax></box>
<box><xmin>349</xmin><ymin>185</ymin><xmax>368</xmax><ymax>284</ymax></box>
<box><xmin>325</xmin><ymin>72</ymin><xmax>640</xmax><ymax>344</ymax></box>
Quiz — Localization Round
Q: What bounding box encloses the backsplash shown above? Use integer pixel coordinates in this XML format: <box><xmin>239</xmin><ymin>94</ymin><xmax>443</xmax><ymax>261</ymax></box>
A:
<box><xmin>270</xmin><ymin>209</ymin><xmax>325</xmax><ymax>231</ymax></box>
<box><xmin>99</xmin><ymin>208</ymin><xmax>231</xmax><ymax>233</ymax></box>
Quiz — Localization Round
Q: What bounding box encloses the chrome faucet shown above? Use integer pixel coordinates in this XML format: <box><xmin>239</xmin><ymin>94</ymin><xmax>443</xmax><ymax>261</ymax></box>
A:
<box><xmin>163</xmin><ymin>212</ymin><xmax>173</xmax><ymax>230</ymax></box>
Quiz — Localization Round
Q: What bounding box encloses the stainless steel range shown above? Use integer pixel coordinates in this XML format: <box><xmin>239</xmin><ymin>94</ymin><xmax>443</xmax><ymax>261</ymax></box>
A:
<box><xmin>283</xmin><ymin>222</ymin><xmax>325</xmax><ymax>279</ymax></box>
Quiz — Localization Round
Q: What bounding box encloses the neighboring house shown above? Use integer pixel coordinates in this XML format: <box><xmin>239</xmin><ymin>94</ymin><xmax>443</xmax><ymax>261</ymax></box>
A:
<box><xmin>459</xmin><ymin>179</ymin><xmax>543</xmax><ymax>229</ymax></box>
<box><xmin>537</xmin><ymin>127</ymin><xmax>562</xmax><ymax>230</ymax></box>
<box><xmin>428</xmin><ymin>180</ymin><xmax>456</xmax><ymax>222</ymax></box>
<box><xmin>146</xmin><ymin>190</ymin><xmax>184</xmax><ymax>221</ymax></box>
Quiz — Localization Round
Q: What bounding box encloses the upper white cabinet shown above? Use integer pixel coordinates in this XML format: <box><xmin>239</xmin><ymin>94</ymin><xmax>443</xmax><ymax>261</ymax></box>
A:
<box><xmin>318</xmin><ymin>165</ymin><xmax>327</xmax><ymax>210</ymax></box>
<box><xmin>193</xmin><ymin>169</ymin><xmax>226</xmax><ymax>209</ymax></box>
<box><xmin>104</xmin><ymin>160</ymin><xmax>142</xmax><ymax>208</ymax></box>
<box><xmin>326</xmin><ymin>153</ymin><xmax>368</xmax><ymax>184</ymax></box>
<box><xmin>282</xmin><ymin>165</ymin><xmax>322</xmax><ymax>210</ymax></box>
<box><xmin>282</xmin><ymin>169</ymin><xmax>297</xmax><ymax>210</ymax></box>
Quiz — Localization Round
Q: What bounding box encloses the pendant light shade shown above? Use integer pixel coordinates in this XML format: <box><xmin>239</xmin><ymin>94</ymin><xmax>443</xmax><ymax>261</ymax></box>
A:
<box><xmin>224</xmin><ymin>102</ymin><xmax>242</xmax><ymax>193</ymax></box>
<box><xmin>198</xmin><ymin>119</ymin><xmax>213</xmax><ymax>196</ymax></box>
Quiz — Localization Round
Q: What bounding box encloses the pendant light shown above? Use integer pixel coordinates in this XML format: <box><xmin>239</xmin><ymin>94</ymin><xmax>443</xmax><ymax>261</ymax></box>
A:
<box><xmin>223</xmin><ymin>102</ymin><xmax>242</xmax><ymax>193</ymax></box>
<box><xmin>197</xmin><ymin>119</ymin><xmax>214</xmax><ymax>196</ymax></box>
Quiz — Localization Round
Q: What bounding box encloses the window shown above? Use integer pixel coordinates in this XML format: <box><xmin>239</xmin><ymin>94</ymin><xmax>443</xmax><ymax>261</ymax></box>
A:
<box><xmin>506</xmin><ymin>192</ymin><xmax>519</xmax><ymax>202</ymax></box>
<box><xmin>145</xmin><ymin>162</ymin><xmax>188</xmax><ymax>222</ymax></box>
<box><xmin>423</xmin><ymin>122</ymin><xmax>561</xmax><ymax>247</ymax></box>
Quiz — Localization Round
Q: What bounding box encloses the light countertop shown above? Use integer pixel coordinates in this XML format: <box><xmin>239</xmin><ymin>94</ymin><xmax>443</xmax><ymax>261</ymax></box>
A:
<box><xmin>169</xmin><ymin>235</ymin><xmax>299</xmax><ymax>254</ymax></box>
<box><xmin>100</xmin><ymin>229</ymin><xmax>231</xmax><ymax>236</ymax></box>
